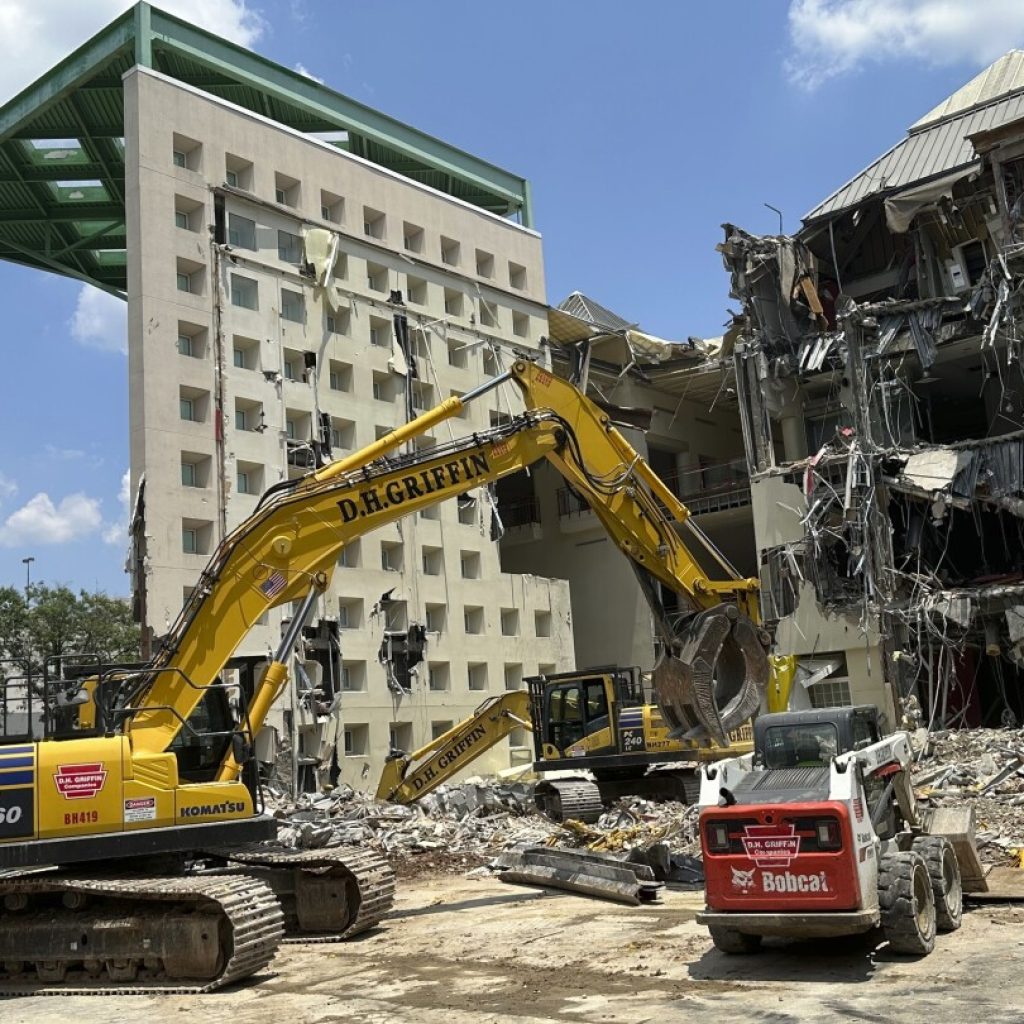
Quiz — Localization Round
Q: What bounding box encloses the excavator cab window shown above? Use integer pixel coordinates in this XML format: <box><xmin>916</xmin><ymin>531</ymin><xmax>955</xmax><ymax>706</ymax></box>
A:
<box><xmin>546</xmin><ymin>678</ymin><xmax>610</xmax><ymax>751</ymax></box>
<box><xmin>169</xmin><ymin>685</ymin><xmax>236</xmax><ymax>783</ymax></box>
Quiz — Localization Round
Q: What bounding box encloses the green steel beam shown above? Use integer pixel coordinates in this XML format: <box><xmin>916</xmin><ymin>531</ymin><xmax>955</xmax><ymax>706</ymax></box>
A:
<box><xmin>143</xmin><ymin>6</ymin><xmax>530</xmax><ymax>222</ymax></box>
<box><xmin>50</xmin><ymin>219</ymin><xmax>123</xmax><ymax>257</ymax></box>
<box><xmin>0</xmin><ymin>11</ymin><xmax>133</xmax><ymax>141</ymax></box>
<box><xmin>0</xmin><ymin>232</ymin><xmax>125</xmax><ymax>297</ymax></box>
<box><xmin>0</xmin><ymin>204</ymin><xmax>124</xmax><ymax>223</ymax></box>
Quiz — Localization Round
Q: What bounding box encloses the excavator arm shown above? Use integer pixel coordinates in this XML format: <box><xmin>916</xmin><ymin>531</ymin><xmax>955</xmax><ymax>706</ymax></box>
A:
<box><xmin>375</xmin><ymin>691</ymin><xmax>531</xmax><ymax>804</ymax></box>
<box><xmin>119</xmin><ymin>359</ymin><xmax>767</xmax><ymax>774</ymax></box>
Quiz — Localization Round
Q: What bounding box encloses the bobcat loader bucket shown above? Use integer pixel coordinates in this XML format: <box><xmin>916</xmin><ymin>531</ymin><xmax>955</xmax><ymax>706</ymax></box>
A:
<box><xmin>653</xmin><ymin>604</ymin><xmax>768</xmax><ymax>747</ymax></box>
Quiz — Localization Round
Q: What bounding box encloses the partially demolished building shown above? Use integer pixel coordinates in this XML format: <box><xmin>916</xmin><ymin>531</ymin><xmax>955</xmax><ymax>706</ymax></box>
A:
<box><xmin>723</xmin><ymin>51</ymin><xmax>1024</xmax><ymax>730</ymax></box>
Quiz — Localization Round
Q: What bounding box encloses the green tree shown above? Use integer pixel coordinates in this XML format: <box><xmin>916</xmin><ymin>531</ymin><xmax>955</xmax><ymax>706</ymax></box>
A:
<box><xmin>0</xmin><ymin>586</ymin><xmax>29</xmax><ymax>669</ymax></box>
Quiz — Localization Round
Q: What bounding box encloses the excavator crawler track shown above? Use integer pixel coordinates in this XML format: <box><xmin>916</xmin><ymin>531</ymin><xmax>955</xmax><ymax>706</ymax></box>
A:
<box><xmin>218</xmin><ymin>844</ymin><xmax>395</xmax><ymax>942</ymax></box>
<box><xmin>534</xmin><ymin>780</ymin><xmax>605</xmax><ymax>824</ymax></box>
<box><xmin>0</xmin><ymin>873</ymin><xmax>283</xmax><ymax>996</ymax></box>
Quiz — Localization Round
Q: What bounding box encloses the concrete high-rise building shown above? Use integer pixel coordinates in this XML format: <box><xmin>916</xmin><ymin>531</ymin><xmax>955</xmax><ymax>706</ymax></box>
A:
<box><xmin>0</xmin><ymin>5</ymin><xmax>572</xmax><ymax>789</ymax></box>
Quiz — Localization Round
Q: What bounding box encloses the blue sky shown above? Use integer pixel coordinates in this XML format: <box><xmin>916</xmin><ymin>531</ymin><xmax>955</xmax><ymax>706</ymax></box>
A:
<box><xmin>0</xmin><ymin>0</ymin><xmax>1020</xmax><ymax>595</ymax></box>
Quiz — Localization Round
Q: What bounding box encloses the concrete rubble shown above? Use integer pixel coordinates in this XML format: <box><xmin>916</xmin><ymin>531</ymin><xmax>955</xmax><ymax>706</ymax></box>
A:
<box><xmin>264</xmin><ymin>778</ymin><xmax>705</xmax><ymax>883</ymax></box>
<box><xmin>913</xmin><ymin>727</ymin><xmax>1024</xmax><ymax>865</ymax></box>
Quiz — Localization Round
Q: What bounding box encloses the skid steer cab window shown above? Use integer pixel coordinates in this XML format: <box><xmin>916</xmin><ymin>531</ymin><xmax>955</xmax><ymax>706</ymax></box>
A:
<box><xmin>762</xmin><ymin>723</ymin><xmax>839</xmax><ymax>769</ymax></box>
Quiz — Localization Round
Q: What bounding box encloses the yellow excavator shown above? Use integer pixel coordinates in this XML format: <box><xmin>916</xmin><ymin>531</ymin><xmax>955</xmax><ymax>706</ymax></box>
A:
<box><xmin>0</xmin><ymin>359</ymin><xmax>768</xmax><ymax>993</ymax></box>
<box><xmin>377</xmin><ymin>665</ymin><xmax>757</xmax><ymax>820</ymax></box>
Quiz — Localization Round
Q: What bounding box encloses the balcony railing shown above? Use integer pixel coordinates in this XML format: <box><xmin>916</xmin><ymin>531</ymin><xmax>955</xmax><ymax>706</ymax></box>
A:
<box><xmin>556</xmin><ymin>487</ymin><xmax>591</xmax><ymax>519</ymax></box>
<box><xmin>499</xmin><ymin>496</ymin><xmax>541</xmax><ymax>528</ymax></box>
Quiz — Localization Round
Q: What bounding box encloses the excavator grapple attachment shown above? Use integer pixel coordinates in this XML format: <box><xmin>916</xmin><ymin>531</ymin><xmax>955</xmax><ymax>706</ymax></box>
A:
<box><xmin>653</xmin><ymin>605</ymin><xmax>768</xmax><ymax>746</ymax></box>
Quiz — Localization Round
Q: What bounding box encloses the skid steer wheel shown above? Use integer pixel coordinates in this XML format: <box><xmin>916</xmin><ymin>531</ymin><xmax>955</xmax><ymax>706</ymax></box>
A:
<box><xmin>878</xmin><ymin>851</ymin><xmax>936</xmax><ymax>955</ymax></box>
<box><xmin>709</xmin><ymin>926</ymin><xmax>762</xmax><ymax>954</ymax></box>
<box><xmin>912</xmin><ymin>836</ymin><xmax>963</xmax><ymax>932</ymax></box>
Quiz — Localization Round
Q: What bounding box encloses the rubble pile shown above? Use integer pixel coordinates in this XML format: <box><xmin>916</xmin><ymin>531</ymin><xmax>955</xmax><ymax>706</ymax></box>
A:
<box><xmin>913</xmin><ymin>728</ymin><xmax>1024</xmax><ymax>864</ymax></box>
<box><xmin>263</xmin><ymin>781</ymin><xmax>705</xmax><ymax>878</ymax></box>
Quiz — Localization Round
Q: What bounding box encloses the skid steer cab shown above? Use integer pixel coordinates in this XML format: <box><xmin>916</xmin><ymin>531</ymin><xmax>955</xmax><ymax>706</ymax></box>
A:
<box><xmin>696</xmin><ymin>706</ymin><xmax>987</xmax><ymax>956</ymax></box>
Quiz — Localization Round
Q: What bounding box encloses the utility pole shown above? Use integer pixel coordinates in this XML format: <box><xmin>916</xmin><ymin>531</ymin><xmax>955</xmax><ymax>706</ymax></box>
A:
<box><xmin>21</xmin><ymin>556</ymin><xmax>34</xmax><ymax>599</ymax></box>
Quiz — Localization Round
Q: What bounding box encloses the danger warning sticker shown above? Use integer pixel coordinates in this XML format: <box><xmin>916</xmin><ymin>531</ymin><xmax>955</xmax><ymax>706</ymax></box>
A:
<box><xmin>53</xmin><ymin>763</ymin><xmax>107</xmax><ymax>800</ymax></box>
<box><xmin>124</xmin><ymin>796</ymin><xmax>157</xmax><ymax>823</ymax></box>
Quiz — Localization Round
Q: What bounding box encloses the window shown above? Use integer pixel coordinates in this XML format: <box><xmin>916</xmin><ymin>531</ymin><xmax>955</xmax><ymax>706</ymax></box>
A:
<box><xmin>512</xmin><ymin>312</ymin><xmax>530</xmax><ymax>339</ymax></box>
<box><xmin>403</xmin><ymin>222</ymin><xmax>424</xmax><ymax>253</ymax></box>
<box><xmin>535</xmin><ymin>611</ymin><xmax>552</xmax><ymax>637</ymax></box>
<box><xmin>283</xmin><ymin>349</ymin><xmax>302</xmax><ymax>381</ymax></box>
<box><xmin>178</xmin><ymin>333</ymin><xmax>195</xmax><ymax>357</ymax></box>
<box><xmin>443</xmin><ymin>288</ymin><xmax>464</xmax><ymax>318</ymax></box>
<box><xmin>175</xmin><ymin>209</ymin><xmax>188</xmax><ymax>229</ymax></box>
<box><xmin>338</xmin><ymin>598</ymin><xmax>364</xmax><ymax>630</ymax></box>
<box><xmin>233</xmin><ymin>348</ymin><xmax>244</xmax><ymax>368</ymax></box>
<box><xmin>326</xmin><ymin>310</ymin><xmax>351</xmax><ymax>335</ymax></box>
<box><xmin>343</xmin><ymin>722</ymin><xmax>368</xmax><ymax>754</ymax></box>
<box><xmin>230</xmin><ymin>274</ymin><xmax>258</xmax><ymax>310</ymax></box>
<box><xmin>475</xmin><ymin>249</ymin><xmax>494</xmax><ymax>278</ymax></box>
<box><xmin>431</xmin><ymin>721</ymin><xmax>454</xmax><ymax>740</ymax></box>
<box><xmin>428</xmin><ymin>664</ymin><xmax>450</xmax><ymax>692</ymax></box>
<box><xmin>440</xmin><ymin>236</ymin><xmax>460</xmax><ymax>267</ymax></box>
<box><xmin>274</xmin><ymin>172</ymin><xmax>300</xmax><ymax>208</ymax></box>
<box><xmin>509</xmin><ymin>261</ymin><xmax>527</xmax><ymax>290</ymax></box>
<box><xmin>181</xmin><ymin>519</ymin><xmax>210</xmax><ymax>555</ymax></box>
<box><xmin>381</xmin><ymin>541</ymin><xmax>403</xmax><ymax>572</ymax></box>
<box><xmin>181</xmin><ymin>460</ymin><xmax>197</xmax><ymax>487</ymax></box>
<box><xmin>369</xmin><ymin>316</ymin><xmax>390</xmax><ymax>347</ymax></box>
<box><xmin>236</xmin><ymin>461</ymin><xmax>261</xmax><ymax>495</ymax></box>
<box><xmin>234</xmin><ymin>398</ymin><xmax>261</xmax><ymax>432</ymax></box>
<box><xmin>285</xmin><ymin>418</ymin><xmax>297</xmax><ymax>440</ymax></box>
<box><xmin>179</xmin><ymin>386</ymin><xmax>205</xmax><ymax>422</ymax></box>
<box><xmin>463</xmin><ymin>605</ymin><xmax>484</xmax><ymax>634</ymax></box>
<box><xmin>367</xmin><ymin>262</ymin><xmax>388</xmax><ymax>293</ymax></box>
<box><xmin>479</xmin><ymin>300</ymin><xmax>498</xmax><ymax>329</ymax></box>
<box><xmin>233</xmin><ymin>334</ymin><xmax>261</xmax><ymax>370</ymax></box>
<box><xmin>504</xmin><ymin>664</ymin><xmax>523</xmax><ymax>691</ymax></box>
<box><xmin>329</xmin><ymin>418</ymin><xmax>354</xmax><ymax>451</ymax></box>
<box><xmin>338</xmin><ymin>541</ymin><xmax>360</xmax><ymax>568</ymax></box>
<box><xmin>457</xmin><ymin>495</ymin><xmax>476</xmax><ymax>525</ymax></box>
<box><xmin>171</xmin><ymin>133</ymin><xmax>200</xmax><ymax>170</ymax></box>
<box><xmin>447</xmin><ymin>338</ymin><xmax>468</xmax><ymax>368</ymax></box>
<box><xmin>228</xmin><ymin>213</ymin><xmax>256</xmax><ymax>250</ymax></box>
<box><xmin>278</xmin><ymin>230</ymin><xmax>303</xmax><ymax>264</ymax></box>
<box><xmin>224</xmin><ymin>154</ymin><xmax>253</xmax><ymax>190</ymax></box>
<box><xmin>763</xmin><ymin>723</ymin><xmax>840</xmax><ymax>769</ymax></box>
<box><xmin>281</xmin><ymin>289</ymin><xmax>304</xmax><ymax>324</ymax></box>
<box><xmin>406</xmin><ymin>275</ymin><xmax>427</xmax><ymax>306</ymax></box>
<box><xmin>174</xmin><ymin>195</ymin><xmax>202</xmax><ymax>232</ymax></box>
<box><xmin>182</xmin><ymin>527</ymin><xmax>197</xmax><ymax>553</ymax></box>
<box><xmin>389</xmin><ymin>723</ymin><xmax>412</xmax><ymax>753</ymax></box>
<box><xmin>425</xmin><ymin>603</ymin><xmax>446</xmax><ymax>633</ymax></box>
<box><xmin>384</xmin><ymin>600</ymin><xmax>408</xmax><ymax>631</ymax></box>
<box><xmin>176</xmin><ymin>257</ymin><xmax>203</xmax><ymax>295</ymax></box>
<box><xmin>500</xmin><ymin>608</ymin><xmax>519</xmax><ymax>636</ymax></box>
<box><xmin>341</xmin><ymin>665</ymin><xmax>367</xmax><ymax>694</ymax></box>
<box><xmin>460</xmin><ymin>550</ymin><xmax>481</xmax><ymax>579</ymax></box>
<box><xmin>422</xmin><ymin>546</ymin><xmax>443</xmax><ymax>575</ymax></box>
<box><xmin>411</xmin><ymin>382</ymin><xmax>434</xmax><ymax>412</ymax></box>
<box><xmin>363</xmin><ymin>206</ymin><xmax>385</xmax><ymax>239</ymax></box>
<box><xmin>482</xmin><ymin>348</ymin><xmax>498</xmax><ymax>376</ymax></box>
<box><xmin>320</xmin><ymin>189</ymin><xmax>343</xmax><ymax>223</ymax></box>
<box><xmin>468</xmin><ymin>663</ymin><xmax>488</xmax><ymax>691</ymax></box>
<box><xmin>328</xmin><ymin>361</ymin><xmax>352</xmax><ymax>392</ymax></box>
<box><xmin>372</xmin><ymin>371</ymin><xmax>393</xmax><ymax>402</ymax></box>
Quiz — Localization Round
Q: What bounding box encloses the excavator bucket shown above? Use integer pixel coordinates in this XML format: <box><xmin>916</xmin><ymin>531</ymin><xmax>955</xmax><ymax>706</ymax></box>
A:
<box><xmin>653</xmin><ymin>605</ymin><xmax>769</xmax><ymax>747</ymax></box>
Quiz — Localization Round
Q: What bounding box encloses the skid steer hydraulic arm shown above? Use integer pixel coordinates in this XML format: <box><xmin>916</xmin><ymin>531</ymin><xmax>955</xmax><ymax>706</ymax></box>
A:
<box><xmin>123</xmin><ymin>360</ymin><xmax>767</xmax><ymax>773</ymax></box>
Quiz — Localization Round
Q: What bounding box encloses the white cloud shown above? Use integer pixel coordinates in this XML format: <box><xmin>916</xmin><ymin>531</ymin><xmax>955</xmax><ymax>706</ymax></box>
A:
<box><xmin>294</xmin><ymin>62</ymin><xmax>324</xmax><ymax>83</ymax></box>
<box><xmin>69</xmin><ymin>285</ymin><xmax>127</xmax><ymax>354</ymax></box>
<box><xmin>786</xmin><ymin>0</ymin><xmax>1024</xmax><ymax>90</ymax></box>
<box><xmin>102</xmin><ymin>469</ymin><xmax>131</xmax><ymax>546</ymax></box>
<box><xmin>0</xmin><ymin>473</ymin><xmax>16</xmax><ymax>504</ymax></box>
<box><xmin>0</xmin><ymin>1</ymin><xmax>264</xmax><ymax>101</ymax></box>
<box><xmin>0</xmin><ymin>492</ymin><xmax>103</xmax><ymax>547</ymax></box>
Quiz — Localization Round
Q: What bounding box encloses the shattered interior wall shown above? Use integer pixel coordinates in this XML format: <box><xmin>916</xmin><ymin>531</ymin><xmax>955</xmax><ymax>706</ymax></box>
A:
<box><xmin>722</xmin><ymin>109</ymin><xmax>1024</xmax><ymax>729</ymax></box>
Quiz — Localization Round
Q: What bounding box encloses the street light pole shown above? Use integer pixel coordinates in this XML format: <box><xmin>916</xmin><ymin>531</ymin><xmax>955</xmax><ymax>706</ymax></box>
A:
<box><xmin>21</xmin><ymin>556</ymin><xmax>34</xmax><ymax>599</ymax></box>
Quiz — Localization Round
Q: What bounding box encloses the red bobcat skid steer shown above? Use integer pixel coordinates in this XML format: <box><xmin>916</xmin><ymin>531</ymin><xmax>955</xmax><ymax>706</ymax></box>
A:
<box><xmin>697</xmin><ymin>706</ymin><xmax>986</xmax><ymax>955</ymax></box>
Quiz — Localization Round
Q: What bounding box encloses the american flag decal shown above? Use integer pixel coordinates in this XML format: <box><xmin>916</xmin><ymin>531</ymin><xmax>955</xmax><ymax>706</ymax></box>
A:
<box><xmin>260</xmin><ymin>572</ymin><xmax>287</xmax><ymax>599</ymax></box>
<box><xmin>853</xmin><ymin>797</ymin><xmax>864</xmax><ymax>821</ymax></box>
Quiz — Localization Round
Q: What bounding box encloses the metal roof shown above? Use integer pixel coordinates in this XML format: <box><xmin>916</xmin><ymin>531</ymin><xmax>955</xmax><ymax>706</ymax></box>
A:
<box><xmin>0</xmin><ymin>3</ymin><xmax>532</xmax><ymax>297</ymax></box>
<box><xmin>912</xmin><ymin>50</ymin><xmax>1024</xmax><ymax>130</ymax></box>
<box><xmin>803</xmin><ymin>52</ymin><xmax>1024</xmax><ymax>227</ymax></box>
<box><xmin>557</xmin><ymin>291</ymin><xmax>636</xmax><ymax>333</ymax></box>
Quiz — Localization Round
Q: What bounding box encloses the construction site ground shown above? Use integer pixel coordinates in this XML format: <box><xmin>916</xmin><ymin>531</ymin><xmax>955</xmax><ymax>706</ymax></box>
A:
<box><xmin>5</xmin><ymin>870</ymin><xmax>1023</xmax><ymax>1024</ymax></box>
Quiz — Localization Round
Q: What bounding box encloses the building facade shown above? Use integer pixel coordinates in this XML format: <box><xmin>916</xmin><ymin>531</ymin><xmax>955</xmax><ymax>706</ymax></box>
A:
<box><xmin>123</xmin><ymin>66</ymin><xmax>573</xmax><ymax>788</ymax></box>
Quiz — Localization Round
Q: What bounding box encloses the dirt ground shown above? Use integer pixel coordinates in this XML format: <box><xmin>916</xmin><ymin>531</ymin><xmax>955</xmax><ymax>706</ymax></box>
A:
<box><xmin>5</xmin><ymin>872</ymin><xmax>1024</xmax><ymax>1024</ymax></box>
